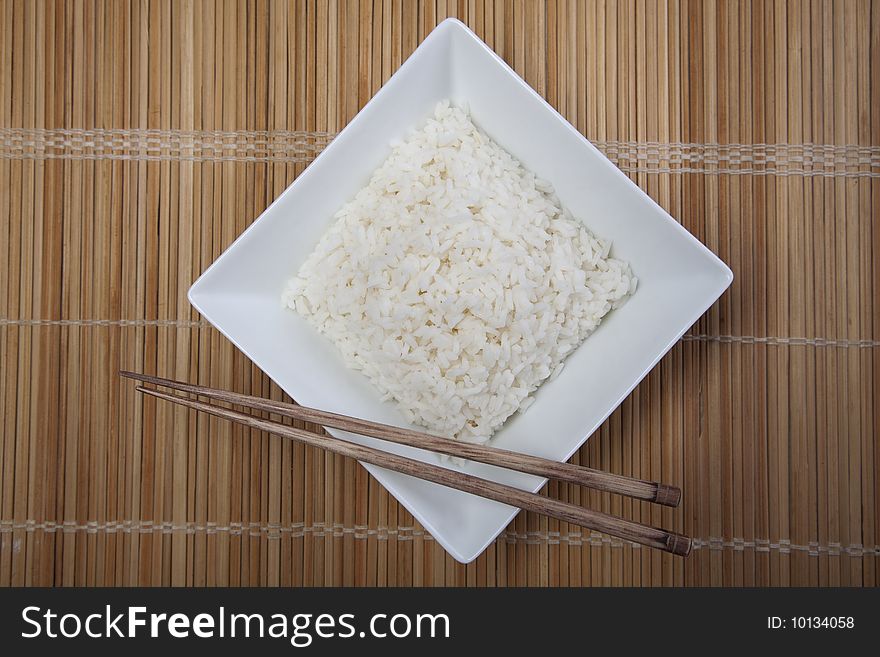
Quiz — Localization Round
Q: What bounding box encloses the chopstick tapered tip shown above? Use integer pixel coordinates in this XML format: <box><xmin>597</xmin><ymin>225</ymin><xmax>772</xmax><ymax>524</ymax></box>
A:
<box><xmin>120</xmin><ymin>370</ymin><xmax>167</xmax><ymax>387</ymax></box>
<box><xmin>120</xmin><ymin>370</ymin><xmax>151</xmax><ymax>383</ymax></box>
<box><xmin>136</xmin><ymin>386</ymin><xmax>182</xmax><ymax>405</ymax></box>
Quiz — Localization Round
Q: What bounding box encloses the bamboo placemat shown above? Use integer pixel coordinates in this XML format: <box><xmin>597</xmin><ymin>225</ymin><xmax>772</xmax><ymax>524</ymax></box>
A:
<box><xmin>1</xmin><ymin>0</ymin><xmax>878</xmax><ymax>586</ymax></box>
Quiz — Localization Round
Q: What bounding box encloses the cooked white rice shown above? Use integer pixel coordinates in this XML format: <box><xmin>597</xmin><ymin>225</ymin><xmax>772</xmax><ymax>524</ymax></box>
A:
<box><xmin>283</xmin><ymin>101</ymin><xmax>635</xmax><ymax>444</ymax></box>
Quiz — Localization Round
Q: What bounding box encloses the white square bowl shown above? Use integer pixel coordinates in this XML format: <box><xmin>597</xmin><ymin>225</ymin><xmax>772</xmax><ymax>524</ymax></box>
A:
<box><xmin>189</xmin><ymin>18</ymin><xmax>733</xmax><ymax>564</ymax></box>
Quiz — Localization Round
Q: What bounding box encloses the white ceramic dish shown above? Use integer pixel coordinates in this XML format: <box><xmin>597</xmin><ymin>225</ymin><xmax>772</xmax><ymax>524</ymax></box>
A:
<box><xmin>189</xmin><ymin>18</ymin><xmax>733</xmax><ymax>563</ymax></box>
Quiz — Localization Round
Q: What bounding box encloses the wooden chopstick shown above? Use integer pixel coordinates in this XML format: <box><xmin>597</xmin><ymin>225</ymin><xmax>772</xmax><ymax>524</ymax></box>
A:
<box><xmin>120</xmin><ymin>371</ymin><xmax>681</xmax><ymax>507</ymax></box>
<box><xmin>133</xmin><ymin>385</ymin><xmax>691</xmax><ymax>557</ymax></box>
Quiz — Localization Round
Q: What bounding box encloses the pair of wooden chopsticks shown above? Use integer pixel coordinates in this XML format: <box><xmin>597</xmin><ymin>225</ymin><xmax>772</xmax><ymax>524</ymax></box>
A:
<box><xmin>121</xmin><ymin>371</ymin><xmax>691</xmax><ymax>557</ymax></box>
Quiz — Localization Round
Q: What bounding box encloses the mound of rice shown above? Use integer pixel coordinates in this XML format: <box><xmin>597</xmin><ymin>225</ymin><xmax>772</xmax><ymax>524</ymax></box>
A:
<box><xmin>283</xmin><ymin>101</ymin><xmax>635</xmax><ymax>444</ymax></box>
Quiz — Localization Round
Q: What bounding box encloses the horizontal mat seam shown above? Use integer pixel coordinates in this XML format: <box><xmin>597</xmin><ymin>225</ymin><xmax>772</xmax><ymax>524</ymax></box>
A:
<box><xmin>614</xmin><ymin>166</ymin><xmax>878</xmax><ymax>178</ymax></box>
<box><xmin>1</xmin><ymin>318</ymin><xmax>876</xmax><ymax>348</ymax></box>
<box><xmin>4</xmin><ymin>154</ymin><xmax>874</xmax><ymax>177</ymax></box>
<box><xmin>0</xmin><ymin>520</ymin><xmax>875</xmax><ymax>557</ymax></box>
<box><xmin>1</xmin><ymin>128</ymin><xmax>877</xmax><ymax>177</ymax></box>
<box><xmin>679</xmin><ymin>334</ymin><xmax>880</xmax><ymax>348</ymax></box>
<box><xmin>4</xmin><ymin>153</ymin><xmax>873</xmax><ymax>176</ymax></box>
<box><xmin>3</xmin><ymin>128</ymin><xmax>877</xmax><ymax>157</ymax></box>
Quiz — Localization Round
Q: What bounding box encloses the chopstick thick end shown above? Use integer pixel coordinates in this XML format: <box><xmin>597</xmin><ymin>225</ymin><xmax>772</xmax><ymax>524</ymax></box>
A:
<box><xmin>667</xmin><ymin>534</ymin><xmax>692</xmax><ymax>557</ymax></box>
<box><xmin>654</xmin><ymin>484</ymin><xmax>682</xmax><ymax>508</ymax></box>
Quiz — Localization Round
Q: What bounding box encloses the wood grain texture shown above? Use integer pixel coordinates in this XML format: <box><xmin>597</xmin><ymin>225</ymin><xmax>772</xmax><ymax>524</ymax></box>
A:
<box><xmin>119</xmin><ymin>371</ymin><xmax>683</xmax><ymax>507</ymax></box>
<box><xmin>135</xmin><ymin>385</ymin><xmax>692</xmax><ymax>556</ymax></box>
<box><xmin>0</xmin><ymin>0</ymin><xmax>878</xmax><ymax>586</ymax></box>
